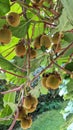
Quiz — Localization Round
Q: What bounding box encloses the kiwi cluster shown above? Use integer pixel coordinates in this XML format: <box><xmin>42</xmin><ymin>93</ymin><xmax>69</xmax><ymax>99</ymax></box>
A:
<box><xmin>41</xmin><ymin>72</ymin><xmax>61</xmax><ymax>90</ymax></box>
<box><xmin>17</xmin><ymin>94</ymin><xmax>38</xmax><ymax>129</ymax></box>
<box><xmin>0</xmin><ymin>12</ymin><xmax>20</xmax><ymax>45</ymax></box>
<box><xmin>33</xmin><ymin>34</ymin><xmax>51</xmax><ymax>49</ymax></box>
<box><xmin>15</xmin><ymin>41</ymin><xmax>37</xmax><ymax>59</ymax></box>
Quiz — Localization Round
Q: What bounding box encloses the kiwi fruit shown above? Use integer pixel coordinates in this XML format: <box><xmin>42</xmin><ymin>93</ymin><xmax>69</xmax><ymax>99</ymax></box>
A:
<box><xmin>40</xmin><ymin>34</ymin><xmax>51</xmax><ymax>49</ymax></box>
<box><xmin>0</xmin><ymin>28</ymin><xmax>12</xmax><ymax>44</ymax></box>
<box><xmin>6</xmin><ymin>12</ymin><xmax>20</xmax><ymax>27</ymax></box>
<box><xmin>21</xmin><ymin>116</ymin><xmax>32</xmax><ymax>129</ymax></box>
<box><xmin>46</xmin><ymin>74</ymin><xmax>61</xmax><ymax>89</ymax></box>
<box><xmin>23</xmin><ymin>94</ymin><xmax>38</xmax><ymax>109</ymax></box>
<box><xmin>15</xmin><ymin>41</ymin><xmax>26</xmax><ymax>57</ymax></box>
<box><xmin>52</xmin><ymin>32</ymin><xmax>64</xmax><ymax>45</ymax></box>
<box><xmin>26</xmin><ymin>106</ymin><xmax>36</xmax><ymax>113</ymax></box>
<box><xmin>17</xmin><ymin>107</ymin><xmax>27</xmax><ymax>121</ymax></box>
<box><xmin>33</xmin><ymin>35</ymin><xmax>42</xmax><ymax>49</ymax></box>
<box><xmin>30</xmin><ymin>48</ymin><xmax>37</xmax><ymax>59</ymax></box>
<box><xmin>41</xmin><ymin>73</ymin><xmax>49</xmax><ymax>88</ymax></box>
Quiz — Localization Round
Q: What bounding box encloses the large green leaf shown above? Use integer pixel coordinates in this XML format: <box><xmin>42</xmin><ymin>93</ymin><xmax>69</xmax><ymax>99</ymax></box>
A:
<box><xmin>61</xmin><ymin>0</ymin><xmax>73</xmax><ymax>24</ymax></box>
<box><xmin>29</xmin><ymin>110</ymin><xmax>65</xmax><ymax>130</ymax></box>
<box><xmin>56</xmin><ymin>9</ymin><xmax>73</xmax><ymax>32</ymax></box>
<box><xmin>0</xmin><ymin>0</ymin><xmax>10</xmax><ymax>16</ymax></box>
<box><xmin>3</xmin><ymin>92</ymin><xmax>16</xmax><ymax>112</ymax></box>
<box><xmin>0</xmin><ymin>55</ymin><xmax>17</xmax><ymax>71</ymax></box>
<box><xmin>65</xmin><ymin>62</ymin><xmax>73</xmax><ymax>72</ymax></box>
<box><xmin>0</xmin><ymin>105</ymin><xmax>12</xmax><ymax>125</ymax></box>
<box><xmin>10</xmin><ymin>19</ymin><xmax>30</xmax><ymax>38</ymax></box>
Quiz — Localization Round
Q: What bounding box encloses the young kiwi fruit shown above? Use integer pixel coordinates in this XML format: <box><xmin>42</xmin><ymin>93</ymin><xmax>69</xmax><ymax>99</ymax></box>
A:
<box><xmin>52</xmin><ymin>32</ymin><xmax>64</xmax><ymax>45</ymax></box>
<box><xmin>52</xmin><ymin>43</ymin><xmax>61</xmax><ymax>53</ymax></box>
<box><xmin>40</xmin><ymin>34</ymin><xmax>51</xmax><ymax>49</ymax></box>
<box><xmin>6</xmin><ymin>12</ymin><xmax>20</xmax><ymax>27</ymax></box>
<box><xmin>17</xmin><ymin>106</ymin><xmax>27</xmax><ymax>121</ymax></box>
<box><xmin>21</xmin><ymin>116</ymin><xmax>32</xmax><ymax>129</ymax></box>
<box><xmin>30</xmin><ymin>48</ymin><xmax>37</xmax><ymax>59</ymax></box>
<box><xmin>15</xmin><ymin>41</ymin><xmax>26</xmax><ymax>58</ymax></box>
<box><xmin>46</xmin><ymin>73</ymin><xmax>61</xmax><ymax>90</ymax></box>
<box><xmin>0</xmin><ymin>28</ymin><xmax>12</xmax><ymax>44</ymax></box>
<box><xmin>41</xmin><ymin>73</ymin><xmax>49</xmax><ymax>89</ymax></box>
<box><xmin>31</xmin><ymin>0</ymin><xmax>44</xmax><ymax>6</ymax></box>
<box><xmin>23</xmin><ymin>94</ymin><xmax>38</xmax><ymax>109</ymax></box>
<box><xmin>33</xmin><ymin>35</ymin><xmax>42</xmax><ymax>49</ymax></box>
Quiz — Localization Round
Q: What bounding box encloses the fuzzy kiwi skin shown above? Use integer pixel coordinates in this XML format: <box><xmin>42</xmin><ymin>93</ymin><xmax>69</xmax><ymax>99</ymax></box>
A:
<box><xmin>25</xmin><ymin>106</ymin><xmax>36</xmax><ymax>113</ymax></box>
<box><xmin>33</xmin><ymin>35</ymin><xmax>42</xmax><ymax>49</ymax></box>
<box><xmin>15</xmin><ymin>42</ymin><xmax>26</xmax><ymax>57</ymax></box>
<box><xmin>46</xmin><ymin>74</ymin><xmax>61</xmax><ymax>90</ymax></box>
<box><xmin>0</xmin><ymin>28</ymin><xmax>12</xmax><ymax>44</ymax></box>
<box><xmin>40</xmin><ymin>35</ymin><xmax>51</xmax><ymax>49</ymax></box>
<box><xmin>21</xmin><ymin>116</ymin><xmax>32</xmax><ymax>129</ymax></box>
<box><xmin>31</xmin><ymin>0</ymin><xmax>44</xmax><ymax>6</ymax></box>
<box><xmin>30</xmin><ymin>48</ymin><xmax>37</xmax><ymax>59</ymax></box>
<box><xmin>6</xmin><ymin>12</ymin><xmax>20</xmax><ymax>27</ymax></box>
<box><xmin>41</xmin><ymin>74</ymin><xmax>49</xmax><ymax>89</ymax></box>
<box><xmin>23</xmin><ymin>95</ymin><xmax>38</xmax><ymax>109</ymax></box>
<box><xmin>17</xmin><ymin>107</ymin><xmax>27</xmax><ymax>121</ymax></box>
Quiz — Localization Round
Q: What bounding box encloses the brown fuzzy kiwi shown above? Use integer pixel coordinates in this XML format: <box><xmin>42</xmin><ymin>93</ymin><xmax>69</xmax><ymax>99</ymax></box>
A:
<box><xmin>41</xmin><ymin>73</ymin><xmax>49</xmax><ymax>89</ymax></box>
<box><xmin>0</xmin><ymin>28</ymin><xmax>12</xmax><ymax>44</ymax></box>
<box><xmin>52</xmin><ymin>32</ymin><xmax>64</xmax><ymax>45</ymax></box>
<box><xmin>40</xmin><ymin>35</ymin><xmax>51</xmax><ymax>49</ymax></box>
<box><xmin>23</xmin><ymin>94</ymin><xmax>38</xmax><ymax>109</ymax></box>
<box><xmin>17</xmin><ymin>106</ymin><xmax>27</xmax><ymax>121</ymax></box>
<box><xmin>26</xmin><ymin>106</ymin><xmax>36</xmax><ymax>113</ymax></box>
<box><xmin>31</xmin><ymin>0</ymin><xmax>44</xmax><ymax>6</ymax></box>
<box><xmin>52</xmin><ymin>43</ymin><xmax>61</xmax><ymax>53</ymax></box>
<box><xmin>6</xmin><ymin>12</ymin><xmax>20</xmax><ymax>27</ymax></box>
<box><xmin>15</xmin><ymin>41</ymin><xmax>26</xmax><ymax>58</ymax></box>
<box><xmin>21</xmin><ymin>116</ymin><xmax>32</xmax><ymax>129</ymax></box>
<box><xmin>30</xmin><ymin>48</ymin><xmax>37</xmax><ymax>59</ymax></box>
<box><xmin>46</xmin><ymin>74</ymin><xmax>61</xmax><ymax>90</ymax></box>
<box><xmin>33</xmin><ymin>35</ymin><xmax>42</xmax><ymax>49</ymax></box>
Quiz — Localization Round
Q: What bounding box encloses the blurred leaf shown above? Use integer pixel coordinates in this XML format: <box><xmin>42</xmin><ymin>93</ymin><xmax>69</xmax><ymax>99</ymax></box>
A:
<box><xmin>0</xmin><ymin>0</ymin><xmax>10</xmax><ymax>16</ymax></box>
<box><xmin>3</xmin><ymin>92</ymin><xmax>16</xmax><ymax>112</ymax></box>
<box><xmin>0</xmin><ymin>105</ymin><xmax>12</xmax><ymax>125</ymax></box>
<box><xmin>65</xmin><ymin>62</ymin><xmax>73</xmax><ymax>72</ymax></box>
<box><xmin>10</xmin><ymin>19</ymin><xmax>30</xmax><ymax>38</ymax></box>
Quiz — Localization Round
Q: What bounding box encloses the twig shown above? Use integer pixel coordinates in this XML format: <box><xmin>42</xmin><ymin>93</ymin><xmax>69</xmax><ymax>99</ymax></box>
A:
<box><xmin>51</xmin><ymin>59</ymin><xmax>73</xmax><ymax>76</ymax></box>
<box><xmin>8</xmin><ymin>108</ymin><xmax>19</xmax><ymax>130</ymax></box>
<box><xmin>0</xmin><ymin>84</ymin><xmax>24</xmax><ymax>94</ymax></box>
<box><xmin>0</xmin><ymin>68</ymin><xmax>27</xmax><ymax>78</ymax></box>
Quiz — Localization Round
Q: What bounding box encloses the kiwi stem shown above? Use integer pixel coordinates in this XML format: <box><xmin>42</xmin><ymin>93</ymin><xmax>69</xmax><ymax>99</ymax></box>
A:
<box><xmin>0</xmin><ymin>68</ymin><xmax>27</xmax><ymax>78</ymax></box>
<box><xmin>51</xmin><ymin>59</ymin><xmax>73</xmax><ymax>76</ymax></box>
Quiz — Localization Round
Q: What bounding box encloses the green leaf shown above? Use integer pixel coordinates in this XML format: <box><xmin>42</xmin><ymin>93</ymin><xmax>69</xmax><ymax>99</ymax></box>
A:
<box><xmin>0</xmin><ymin>55</ymin><xmax>18</xmax><ymax>71</ymax></box>
<box><xmin>65</xmin><ymin>62</ymin><xmax>73</xmax><ymax>72</ymax></box>
<box><xmin>0</xmin><ymin>0</ymin><xmax>10</xmax><ymax>16</ymax></box>
<box><xmin>10</xmin><ymin>19</ymin><xmax>30</xmax><ymax>38</ymax></box>
<box><xmin>67</xmin><ymin>79</ymin><xmax>73</xmax><ymax>93</ymax></box>
<box><xmin>56</xmin><ymin>9</ymin><xmax>73</xmax><ymax>32</ymax></box>
<box><xmin>61</xmin><ymin>0</ymin><xmax>73</xmax><ymax>24</ymax></box>
<box><xmin>29</xmin><ymin>110</ymin><xmax>65</xmax><ymax>130</ymax></box>
<box><xmin>0</xmin><ymin>19</ymin><xmax>6</xmax><ymax>29</ymax></box>
<box><xmin>3</xmin><ymin>92</ymin><xmax>16</xmax><ymax>112</ymax></box>
<box><xmin>0</xmin><ymin>105</ymin><xmax>12</xmax><ymax>125</ymax></box>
